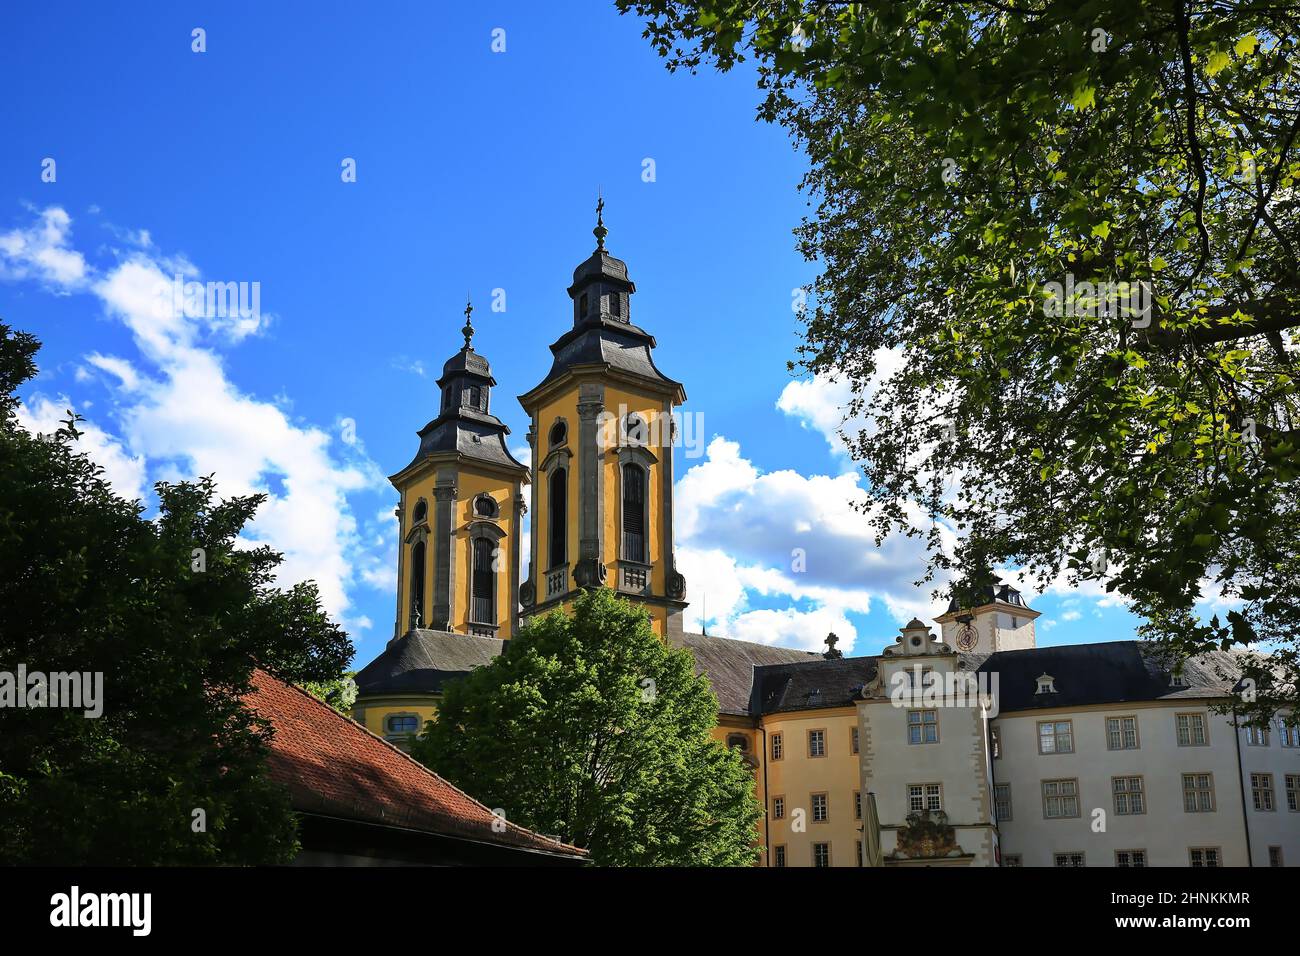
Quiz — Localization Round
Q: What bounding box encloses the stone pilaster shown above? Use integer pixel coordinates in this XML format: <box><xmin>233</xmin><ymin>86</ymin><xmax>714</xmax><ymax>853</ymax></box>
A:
<box><xmin>574</xmin><ymin>382</ymin><xmax>606</xmax><ymax>588</ymax></box>
<box><xmin>430</xmin><ymin>469</ymin><xmax>458</xmax><ymax>631</ymax></box>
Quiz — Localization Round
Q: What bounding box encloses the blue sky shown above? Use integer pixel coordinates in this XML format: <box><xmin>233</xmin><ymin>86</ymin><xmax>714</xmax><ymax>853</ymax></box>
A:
<box><xmin>1</xmin><ymin>1</ymin><xmax>1153</xmax><ymax>663</ymax></box>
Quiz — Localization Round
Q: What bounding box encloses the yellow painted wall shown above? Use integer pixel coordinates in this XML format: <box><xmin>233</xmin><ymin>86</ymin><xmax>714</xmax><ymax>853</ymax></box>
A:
<box><xmin>761</xmin><ymin>707</ymin><xmax>863</xmax><ymax>867</ymax></box>
<box><xmin>354</xmin><ymin>695</ymin><xmax>441</xmax><ymax>748</ymax></box>
<box><xmin>392</xmin><ymin>464</ymin><xmax>520</xmax><ymax>638</ymax></box>
<box><xmin>528</xmin><ymin>378</ymin><xmax>673</xmax><ymax>635</ymax></box>
<box><xmin>451</xmin><ymin>468</ymin><xmax>520</xmax><ymax>636</ymax></box>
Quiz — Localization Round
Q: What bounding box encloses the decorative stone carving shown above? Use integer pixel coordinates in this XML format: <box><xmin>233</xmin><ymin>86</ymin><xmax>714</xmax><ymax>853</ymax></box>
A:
<box><xmin>890</xmin><ymin>809</ymin><xmax>964</xmax><ymax>860</ymax></box>
<box><xmin>572</xmin><ymin>557</ymin><xmax>607</xmax><ymax>589</ymax></box>
<box><xmin>667</xmin><ymin>569</ymin><xmax>687</xmax><ymax>600</ymax></box>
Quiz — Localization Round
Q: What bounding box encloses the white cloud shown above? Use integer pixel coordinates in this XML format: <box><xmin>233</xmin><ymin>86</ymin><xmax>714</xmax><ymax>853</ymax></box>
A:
<box><xmin>675</xmin><ymin>435</ymin><xmax>956</xmax><ymax>654</ymax></box>
<box><xmin>0</xmin><ymin>206</ymin><xmax>88</xmax><ymax>288</ymax></box>
<box><xmin>2</xmin><ymin>206</ymin><xmax>386</xmax><ymax>633</ymax></box>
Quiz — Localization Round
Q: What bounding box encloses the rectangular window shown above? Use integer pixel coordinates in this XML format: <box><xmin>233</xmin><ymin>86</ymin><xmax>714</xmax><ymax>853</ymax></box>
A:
<box><xmin>1177</xmin><ymin>712</ymin><xmax>1208</xmax><ymax>746</ymax></box>
<box><xmin>994</xmin><ymin>783</ymin><xmax>1013</xmax><ymax>821</ymax></box>
<box><xmin>811</xmin><ymin>792</ymin><xmax>828</xmax><ymax>823</ymax></box>
<box><xmin>990</xmin><ymin>724</ymin><xmax>1001</xmax><ymax>759</ymax></box>
<box><xmin>851</xmin><ymin>726</ymin><xmax>860</xmax><ymax>755</ymax></box>
<box><xmin>1280</xmin><ymin>724</ymin><xmax>1299</xmax><ymax>749</ymax></box>
<box><xmin>1003</xmin><ymin>854</ymin><xmax>1022</xmax><ymax>867</ymax></box>
<box><xmin>1269</xmin><ymin>846</ymin><xmax>1284</xmax><ymax>867</ymax></box>
<box><xmin>856</xmin><ymin>840</ymin><xmax>863</xmax><ymax>866</ymax></box>
<box><xmin>773</xmin><ymin>845</ymin><xmax>786</xmax><ymax>868</ymax></box>
<box><xmin>808</xmin><ymin>728</ymin><xmax>826</xmax><ymax>758</ymax></box>
<box><xmin>1115</xmin><ymin>849</ymin><xmax>1146</xmax><ymax>868</ymax></box>
<box><xmin>907</xmin><ymin>710</ymin><xmax>938</xmax><ymax>745</ymax></box>
<box><xmin>812</xmin><ymin>843</ymin><xmax>831</xmax><ymax>868</ymax></box>
<box><xmin>854</xmin><ymin>790</ymin><xmax>862</xmax><ymax>820</ymax></box>
<box><xmin>771</xmin><ymin>732</ymin><xmax>783</xmax><ymax>761</ymax></box>
<box><xmin>1042</xmin><ymin>778</ymin><xmax>1080</xmax><ymax>819</ymax></box>
<box><xmin>471</xmin><ymin>537</ymin><xmax>495</xmax><ymax>624</ymax></box>
<box><xmin>621</xmin><ymin>463</ymin><xmax>646</xmax><ymax>563</ymax></box>
<box><xmin>1106</xmin><ymin>716</ymin><xmax>1139</xmax><ymax>750</ymax></box>
<box><xmin>1189</xmin><ymin>847</ymin><xmax>1221</xmax><ymax>868</ymax></box>
<box><xmin>1182</xmin><ymin>773</ymin><xmax>1216</xmax><ymax>813</ymax></box>
<box><xmin>771</xmin><ymin>796</ymin><xmax>784</xmax><ymax>820</ymax></box>
<box><xmin>1112</xmin><ymin>776</ymin><xmax>1145</xmax><ymax>815</ymax></box>
<box><xmin>1252</xmin><ymin>773</ymin><xmax>1275</xmax><ymax>811</ymax></box>
<box><xmin>1246</xmin><ymin>725</ymin><xmax>1271</xmax><ymax>747</ymax></box>
<box><xmin>1037</xmin><ymin>720</ymin><xmax>1074</xmax><ymax>754</ymax></box>
<box><xmin>1054</xmin><ymin>852</ymin><xmax>1085</xmax><ymax>868</ymax></box>
<box><xmin>1287</xmin><ymin>774</ymin><xmax>1300</xmax><ymax>812</ymax></box>
<box><xmin>907</xmin><ymin>783</ymin><xmax>943</xmax><ymax>813</ymax></box>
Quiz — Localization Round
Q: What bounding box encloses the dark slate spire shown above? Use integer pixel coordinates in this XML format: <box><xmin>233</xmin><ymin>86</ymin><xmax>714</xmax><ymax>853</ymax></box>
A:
<box><xmin>520</xmin><ymin>205</ymin><xmax>685</xmax><ymax>404</ymax></box>
<box><xmin>593</xmin><ymin>194</ymin><xmax>608</xmax><ymax>252</ymax></box>
<box><xmin>392</xmin><ymin>302</ymin><xmax>527</xmax><ymax>478</ymax></box>
<box><xmin>461</xmin><ymin>295</ymin><xmax>475</xmax><ymax>348</ymax></box>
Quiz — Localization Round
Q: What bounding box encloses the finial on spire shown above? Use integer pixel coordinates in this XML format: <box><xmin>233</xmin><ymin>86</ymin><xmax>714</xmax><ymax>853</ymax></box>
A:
<box><xmin>462</xmin><ymin>295</ymin><xmax>475</xmax><ymax>349</ymax></box>
<box><xmin>593</xmin><ymin>192</ymin><xmax>608</xmax><ymax>252</ymax></box>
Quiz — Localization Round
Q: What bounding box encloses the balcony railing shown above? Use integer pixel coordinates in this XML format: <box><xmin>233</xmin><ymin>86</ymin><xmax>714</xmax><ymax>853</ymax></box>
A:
<box><xmin>546</xmin><ymin>566</ymin><xmax>568</xmax><ymax>598</ymax></box>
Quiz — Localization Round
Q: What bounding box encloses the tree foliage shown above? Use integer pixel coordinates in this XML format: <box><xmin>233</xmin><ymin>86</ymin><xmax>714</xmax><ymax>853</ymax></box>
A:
<box><xmin>410</xmin><ymin>588</ymin><xmax>762</xmax><ymax>866</ymax></box>
<box><xmin>619</xmin><ymin>0</ymin><xmax>1300</xmax><ymax>720</ymax></box>
<box><xmin>0</xmin><ymin>324</ymin><xmax>353</xmax><ymax>864</ymax></box>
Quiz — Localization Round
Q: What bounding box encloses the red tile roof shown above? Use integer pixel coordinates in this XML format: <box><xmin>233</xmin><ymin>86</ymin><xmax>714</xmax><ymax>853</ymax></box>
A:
<box><xmin>245</xmin><ymin>668</ymin><xmax>587</xmax><ymax>859</ymax></box>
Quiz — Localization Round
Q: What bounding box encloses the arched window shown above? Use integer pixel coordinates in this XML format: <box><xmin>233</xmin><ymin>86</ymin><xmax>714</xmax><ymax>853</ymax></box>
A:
<box><xmin>412</xmin><ymin>499</ymin><xmax>427</xmax><ymax>524</ymax></box>
<box><xmin>472</xmin><ymin>538</ymin><xmax>495</xmax><ymax>624</ymax></box>
<box><xmin>409</xmin><ymin>539</ymin><xmax>426</xmax><ymax>628</ymax></box>
<box><xmin>549</xmin><ymin>468</ymin><xmax>567</xmax><ymax>569</ymax></box>
<box><xmin>622</xmin><ymin>463</ymin><xmax>646</xmax><ymax>563</ymax></box>
<box><xmin>549</xmin><ymin>420</ymin><xmax>567</xmax><ymax>448</ymax></box>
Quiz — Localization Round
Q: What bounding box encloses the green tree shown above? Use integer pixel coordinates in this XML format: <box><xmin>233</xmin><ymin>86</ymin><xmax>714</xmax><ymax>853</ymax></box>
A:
<box><xmin>302</xmin><ymin>672</ymin><xmax>358</xmax><ymax>715</ymax></box>
<box><xmin>620</xmin><ymin>0</ymin><xmax>1300</xmax><ymax>722</ymax></box>
<box><xmin>0</xmin><ymin>324</ymin><xmax>353</xmax><ymax>864</ymax></box>
<box><xmin>410</xmin><ymin>588</ymin><xmax>761</xmax><ymax>866</ymax></box>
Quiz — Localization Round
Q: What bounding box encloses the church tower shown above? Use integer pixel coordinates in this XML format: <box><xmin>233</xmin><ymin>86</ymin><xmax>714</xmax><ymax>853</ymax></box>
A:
<box><xmin>518</xmin><ymin>202</ymin><xmax>689</xmax><ymax>636</ymax></box>
<box><xmin>389</xmin><ymin>302</ymin><xmax>529</xmax><ymax>639</ymax></box>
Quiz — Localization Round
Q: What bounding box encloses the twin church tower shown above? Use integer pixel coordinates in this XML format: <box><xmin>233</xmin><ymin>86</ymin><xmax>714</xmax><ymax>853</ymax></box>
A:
<box><xmin>388</xmin><ymin>204</ymin><xmax>690</xmax><ymax>643</ymax></box>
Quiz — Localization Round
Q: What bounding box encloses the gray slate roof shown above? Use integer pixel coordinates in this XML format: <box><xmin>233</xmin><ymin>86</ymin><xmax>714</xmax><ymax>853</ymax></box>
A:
<box><xmin>753</xmin><ymin>656</ymin><xmax>879</xmax><ymax>715</ymax></box>
<box><xmin>399</xmin><ymin>409</ymin><xmax>527</xmax><ymax>474</ymax></box>
<box><xmin>354</xmin><ymin>629</ymin><xmax>505</xmax><ymax>696</ymax></box>
<box><xmin>668</xmin><ymin>632</ymin><xmax>819</xmax><ymax>716</ymax></box>
<box><xmin>977</xmin><ymin>640</ymin><xmax>1238</xmax><ymax>713</ymax></box>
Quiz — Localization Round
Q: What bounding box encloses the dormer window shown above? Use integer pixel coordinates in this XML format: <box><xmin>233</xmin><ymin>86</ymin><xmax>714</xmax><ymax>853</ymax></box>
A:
<box><xmin>1036</xmin><ymin>673</ymin><xmax>1057</xmax><ymax>694</ymax></box>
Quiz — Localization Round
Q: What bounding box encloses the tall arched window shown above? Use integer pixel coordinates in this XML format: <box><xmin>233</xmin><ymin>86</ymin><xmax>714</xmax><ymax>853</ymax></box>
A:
<box><xmin>549</xmin><ymin>468</ymin><xmax>567</xmax><ymax>569</ymax></box>
<box><xmin>471</xmin><ymin>538</ymin><xmax>495</xmax><ymax>624</ymax></box>
<box><xmin>622</xmin><ymin>463</ymin><xmax>646</xmax><ymax>563</ymax></box>
<box><xmin>409</xmin><ymin>539</ymin><xmax>426</xmax><ymax>628</ymax></box>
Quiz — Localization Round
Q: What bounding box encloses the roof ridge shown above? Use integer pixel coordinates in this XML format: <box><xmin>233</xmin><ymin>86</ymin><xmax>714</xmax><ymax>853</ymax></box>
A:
<box><xmin>251</xmin><ymin>668</ymin><xmax>586</xmax><ymax>857</ymax></box>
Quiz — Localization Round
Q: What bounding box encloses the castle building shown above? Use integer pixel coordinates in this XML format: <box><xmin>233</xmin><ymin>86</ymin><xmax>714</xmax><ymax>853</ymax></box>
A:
<box><xmin>354</xmin><ymin>210</ymin><xmax>1298</xmax><ymax>867</ymax></box>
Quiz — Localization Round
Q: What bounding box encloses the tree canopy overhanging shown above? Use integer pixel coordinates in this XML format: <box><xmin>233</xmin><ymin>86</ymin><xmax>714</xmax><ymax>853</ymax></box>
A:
<box><xmin>410</xmin><ymin>588</ymin><xmax>763</xmax><ymax>866</ymax></box>
<box><xmin>0</xmin><ymin>324</ymin><xmax>353</xmax><ymax>864</ymax></box>
<box><xmin>618</xmin><ymin>0</ymin><xmax>1300</xmax><ymax>720</ymax></box>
